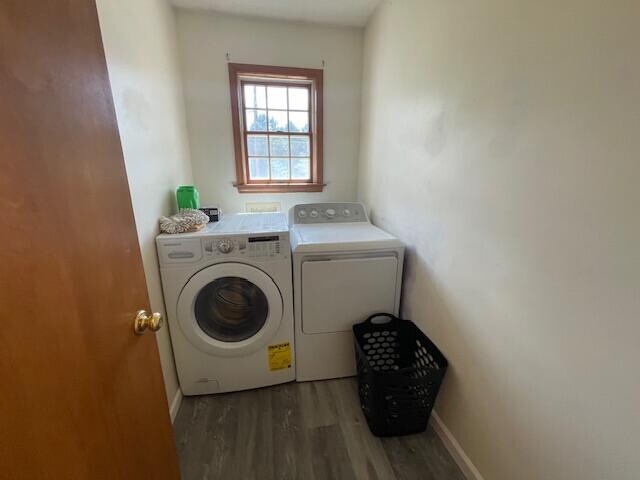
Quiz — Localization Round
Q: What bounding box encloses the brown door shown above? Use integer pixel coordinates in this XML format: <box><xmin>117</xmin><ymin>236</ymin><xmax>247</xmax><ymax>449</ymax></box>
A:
<box><xmin>0</xmin><ymin>1</ymin><xmax>180</xmax><ymax>479</ymax></box>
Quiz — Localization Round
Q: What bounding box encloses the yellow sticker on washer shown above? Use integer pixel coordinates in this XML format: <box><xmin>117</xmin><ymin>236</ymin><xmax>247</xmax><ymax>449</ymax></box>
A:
<box><xmin>268</xmin><ymin>342</ymin><xmax>292</xmax><ymax>371</ymax></box>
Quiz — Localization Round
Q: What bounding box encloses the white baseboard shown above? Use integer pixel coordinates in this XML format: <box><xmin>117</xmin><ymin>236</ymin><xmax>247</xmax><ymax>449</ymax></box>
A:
<box><xmin>169</xmin><ymin>388</ymin><xmax>183</xmax><ymax>423</ymax></box>
<box><xmin>431</xmin><ymin>410</ymin><xmax>485</xmax><ymax>480</ymax></box>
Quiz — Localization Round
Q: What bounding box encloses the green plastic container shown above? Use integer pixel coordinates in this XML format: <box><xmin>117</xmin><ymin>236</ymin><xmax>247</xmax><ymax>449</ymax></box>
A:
<box><xmin>176</xmin><ymin>185</ymin><xmax>200</xmax><ymax>210</ymax></box>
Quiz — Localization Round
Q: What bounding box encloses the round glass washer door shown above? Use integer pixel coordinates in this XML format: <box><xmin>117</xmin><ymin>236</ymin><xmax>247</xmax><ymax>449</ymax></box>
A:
<box><xmin>177</xmin><ymin>263</ymin><xmax>283</xmax><ymax>357</ymax></box>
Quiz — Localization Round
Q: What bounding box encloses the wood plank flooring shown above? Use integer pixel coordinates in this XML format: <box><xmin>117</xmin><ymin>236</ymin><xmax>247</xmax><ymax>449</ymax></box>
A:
<box><xmin>173</xmin><ymin>377</ymin><xmax>465</xmax><ymax>480</ymax></box>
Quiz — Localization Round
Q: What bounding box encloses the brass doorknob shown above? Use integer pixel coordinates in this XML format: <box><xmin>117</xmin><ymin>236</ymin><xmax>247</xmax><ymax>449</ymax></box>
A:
<box><xmin>134</xmin><ymin>310</ymin><xmax>163</xmax><ymax>335</ymax></box>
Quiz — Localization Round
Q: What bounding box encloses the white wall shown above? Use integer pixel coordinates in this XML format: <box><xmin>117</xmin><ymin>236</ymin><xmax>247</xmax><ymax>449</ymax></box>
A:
<box><xmin>359</xmin><ymin>1</ymin><xmax>640</xmax><ymax>479</ymax></box>
<box><xmin>175</xmin><ymin>10</ymin><xmax>363</xmax><ymax>214</ymax></box>
<box><xmin>96</xmin><ymin>0</ymin><xmax>192</xmax><ymax>414</ymax></box>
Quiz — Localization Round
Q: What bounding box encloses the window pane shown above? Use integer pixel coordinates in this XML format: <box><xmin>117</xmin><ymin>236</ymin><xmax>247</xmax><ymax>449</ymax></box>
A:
<box><xmin>245</xmin><ymin>109</ymin><xmax>267</xmax><ymax>132</ymax></box>
<box><xmin>288</xmin><ymin>111</ymin><xmax>309</xmax><ymax>132</ymax></box>
<box><xmin>288</xmin><ymin>87</ymin><xmax>309</xmax><ymax>111</ymax></box>
<box><xmin>249</xmin><ymin>157</ymin><xmax>269</xmax><ymax>180</ymax></box>
<box><xmin>247</xmin><ymin>135</ymin><xmax>268</xmax><ymax>156</ymax></box>
<box><xmin>269</xmin><ymin>135</ymin><xmax>289</xmax><ymax>156</ymax></box>
<box><xmin>267</xmin><ymin>86</ymin><xmax>287</xmax><ymax>109</ymax></box>
<box><xmin>290</xmin><ymin>136</ymin><xmax>310</xmax><ymax>157</ymax></box>
<box><xmin>291</xmin><ymin>158</ymin><xmax>310</xmax><ymax>180</ymax></box>
<box><xmin>244</xmin><ymin>84</ymin><xmax>266</xmax><ymax>109</ymax></box>
<box><xmin>270</xmin><ymin>158</ymin><xmax>290</xmax><ymax>180</ymax></box>
<box><xmin>268</xmin><ymin>110</ymin><xmax>288</xmax><ymax>132</ymax></box>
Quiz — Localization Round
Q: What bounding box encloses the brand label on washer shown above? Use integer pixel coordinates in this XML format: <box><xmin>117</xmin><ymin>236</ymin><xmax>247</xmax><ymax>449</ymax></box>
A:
<box><xmin>268</xmin><ymin>342</ymin><xmax>291</xmax><ymax>371</ymax></box>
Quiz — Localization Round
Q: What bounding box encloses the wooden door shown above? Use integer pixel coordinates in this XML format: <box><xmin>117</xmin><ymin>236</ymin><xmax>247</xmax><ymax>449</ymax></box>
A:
<box><xmin>0</xmin><ymin>1</ymin><xmax>180</xmax><ymax>479</ymax></box>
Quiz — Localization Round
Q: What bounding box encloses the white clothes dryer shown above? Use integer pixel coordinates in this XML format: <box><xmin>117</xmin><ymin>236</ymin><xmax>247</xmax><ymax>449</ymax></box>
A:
<box><xmin>289</xmin><ymin>203</ymin><xmax>404</xmax><ymax>381</ymax></box>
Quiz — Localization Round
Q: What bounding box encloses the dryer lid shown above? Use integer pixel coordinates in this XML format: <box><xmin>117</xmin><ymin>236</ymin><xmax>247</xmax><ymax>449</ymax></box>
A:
<box><xmin>291</xmin><ymin>223</ymin><xmax>402</xmax><ymax>253</ymax></box>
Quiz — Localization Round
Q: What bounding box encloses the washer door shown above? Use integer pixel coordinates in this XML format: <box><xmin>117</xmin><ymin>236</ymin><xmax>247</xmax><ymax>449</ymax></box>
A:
<box><xmin>177</xmin><ymin>263</ymin><xmax>283</xmax><ymax>357</ymax></box>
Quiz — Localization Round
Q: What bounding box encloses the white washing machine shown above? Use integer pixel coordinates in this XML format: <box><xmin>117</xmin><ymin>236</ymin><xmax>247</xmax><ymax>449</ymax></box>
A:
<box><xmin>157</xmin><ymin>213</ymin><xmax>295</xmax><ymax>395</ymax></box>
<box><xmin>290</xmin><ymin>202</ymin><xmax>404</xmax><ymax>381</ymax></box>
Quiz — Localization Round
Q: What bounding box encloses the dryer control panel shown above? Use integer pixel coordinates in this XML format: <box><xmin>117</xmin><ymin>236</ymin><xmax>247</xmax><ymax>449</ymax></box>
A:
<box><xmin>290</xmin><ymin>202</ymin><xmax>369</xmax><ymax>225</ymax></box>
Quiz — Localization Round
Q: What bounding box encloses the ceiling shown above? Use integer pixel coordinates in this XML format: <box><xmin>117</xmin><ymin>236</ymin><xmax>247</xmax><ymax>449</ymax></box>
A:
<box><xmin>169</xmin><ymin>0</ymin><xmax>382</xmax><ymax>27</ymax></box>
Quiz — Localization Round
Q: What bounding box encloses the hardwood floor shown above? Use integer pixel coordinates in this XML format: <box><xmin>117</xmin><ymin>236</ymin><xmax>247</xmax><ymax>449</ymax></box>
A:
<box><xmin>173</xmin><ymin>378</ymin><xmax>465</xmax><ymax>480</ymax></box>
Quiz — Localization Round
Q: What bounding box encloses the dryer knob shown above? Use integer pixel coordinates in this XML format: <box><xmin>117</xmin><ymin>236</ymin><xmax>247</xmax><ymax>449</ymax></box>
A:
<box><xmin>309</xmin><ymin>209</ymin><xmax>319</xmax><ymax>218</ymax></box>
<box><xmin>325</xmin><ymin>208</ymin><xmax>336</xmax><ymax>218</ymax></box>
<box><xmin>343</xmin><ymin>209</ymin><xmax>351</xmax><ymax>217</ymax></box>
<box><xmin>217</xmin><ymin>239</ymin><xmax>234</xmax><ymax>254</ymax></box>
<box><xmin>297</xmin><ymin>209</ymin><xmax>307</xmax><ymax>218</ymax></box>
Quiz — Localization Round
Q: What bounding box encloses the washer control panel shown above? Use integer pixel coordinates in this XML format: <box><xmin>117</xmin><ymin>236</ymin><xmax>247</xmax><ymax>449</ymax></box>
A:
<box><xmin>291</xmin><ymin>203</ymin><xmax>368</xmax><ymax>224</ymax></box>
<box><xmin>202</xmin><ymin>234</ymin><xmax>286</xmax><ymax>259</ymax></box>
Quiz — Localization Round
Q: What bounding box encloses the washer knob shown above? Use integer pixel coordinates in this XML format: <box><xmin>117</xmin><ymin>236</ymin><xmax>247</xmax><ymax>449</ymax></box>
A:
<box><xmin>325</xmin><ymin>208</ymin><xmax>336</xmax><ymax>218</ymax></box>
<box><xmin>309</xmin><ymin>209</ymin><xmax>319</xmax><ymax>218</ymax></box>
<box><xmin>217</xmin><ymin>239</ymin><xmax>234</xmax><ymax>254</ymax></box>
<box><xmin>343</xmin><ymin>208</ymin><xmax>351</xmax><ymax>217</ymax></box>
<box><xmin>297</xmin><ymin>209</ymin><xmax>307</xmax><ymax>218</ymax></box>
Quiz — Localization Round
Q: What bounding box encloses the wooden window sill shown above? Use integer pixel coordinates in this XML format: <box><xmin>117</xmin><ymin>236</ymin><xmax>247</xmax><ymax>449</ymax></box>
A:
<box><xmin>235</xmin><ymin>183</ymin><xmax>326</xmax><ymax>193</ymax></box>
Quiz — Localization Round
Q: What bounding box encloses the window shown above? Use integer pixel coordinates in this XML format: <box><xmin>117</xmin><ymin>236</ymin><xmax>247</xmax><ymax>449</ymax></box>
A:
<box><xmin>228</xmin><ymin>63</ymin><xmax>324</xmax><ymax>193</ymax></box>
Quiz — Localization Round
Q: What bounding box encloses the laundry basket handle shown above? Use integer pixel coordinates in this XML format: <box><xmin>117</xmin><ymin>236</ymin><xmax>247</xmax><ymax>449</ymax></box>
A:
<box><xmin>365</xmin><ymin>313</ymin><xmax>401</xmax><ymax>325</ymax></box>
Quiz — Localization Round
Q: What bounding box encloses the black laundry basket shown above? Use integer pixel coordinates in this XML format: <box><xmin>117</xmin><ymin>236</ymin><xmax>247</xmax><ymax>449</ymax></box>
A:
<box><xmin>353</xmin><ymin>313</ymin><xmax>448</xmax><ymax>437</ymax></box>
